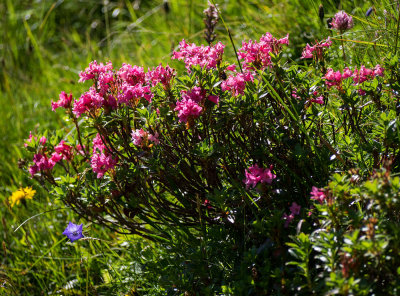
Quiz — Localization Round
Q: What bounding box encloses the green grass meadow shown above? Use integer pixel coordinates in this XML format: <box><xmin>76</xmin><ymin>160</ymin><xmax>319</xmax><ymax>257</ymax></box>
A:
<box><xmin>0</xmin><ymin>0</ymin><xmax>393</xmax><ymax>294</ymax></box>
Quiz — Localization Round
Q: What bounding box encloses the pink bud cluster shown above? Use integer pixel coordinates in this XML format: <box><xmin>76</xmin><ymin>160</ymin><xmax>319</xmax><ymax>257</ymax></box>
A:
<box><xmin>282</xmin><ymin>202</ymin><xmax>301</xmax><ymax>228</ymax></box>
<box><xmin>172</xmin><ymin>40</ymin><xmax>225</xmax><ymax>71</ymax></box>
<box><xmin>332</xmin><ymin>11</ymin><xmax>354</xmax><ymax>32</ymax></box>
<box><xmin>221</xmin><ymin>71</ymin><xmax>254</xmax><ymax>97</ymax></box>
<box><xmin>301</xmin><ymin>37</ymin><xmax>332</xmax><ymax>60</ymax></box>
<box><xmin>91</xmin><ymin>134</ymin><xmax>118</xmax><ymax>179</ymax></box>
<box><xmin>131</xmin><ymin>129</ymin><xmax>160</xmax><ymax>147</ymax></box>
<box><xmin>310</xmin><ymin>186</ymin><xmax>326</xmax><ymax>204</ymax></box>
<box><xmin>24</xmin><ymin>132</ymin><xmax>47</xmax><ymax>148</ymax></box>
<box><xmin>324</xmin><ymin>65</ymin><xmax>384</xmax><ymax>91</ymax></box>
<box><xmin>243</xmin><ymin>164</ymin><xmax>276</xmax><ymax>189</ymax></box>
<box><xmin>238</xmin><ymin>32</ymin><xmax>289</xmax><ymax>71</ymax></box>
<box><xmin>174</xmin><ymin>86</ymin><xmax>219</xmax><ymax>123</ymax></box>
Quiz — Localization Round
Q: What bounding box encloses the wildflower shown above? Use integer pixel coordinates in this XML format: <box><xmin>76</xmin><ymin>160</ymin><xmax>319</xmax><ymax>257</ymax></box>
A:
<box><xmin>238</xmin><ymin>32</ymin><xmax>289</xmax><ymax>70</ymax></box>
<box><xmin>73</xmin><ymin>87</ymin><xmax>105</xmax><ymax>117</ymax></box>
<box><xmin>331</xmin><ymin>11</ymin><xmax>354</xmax><ymax>32</ymax></box>
<box><xmin>221</xmin><ymin>71</ymin><xmax>254</xmax><ymax>97</ymax></box>
<box><xmin>9</xmin><ymin>187</ymin><xmax>36</xmax><ymax>207</ymax></box>
<box><xmin>131</xmin><ymin>129</ymin><xmax>160</xmax><ymax>147</ymax></box>
<box><xmin>79</xmin><ymin>61</ymin><xmax>113</xmax><ymax>83</ymax></box>
<box><xmin>310</xmin><ymin>186</ymin><xmax>326</xmax><ymax>204</ymax></box>
<box><xmin>301</xmin><ymin>37</ymin><xmax>332</xmax><ymax>60</ymax></box>
<box><xmin>91</xmin><ymin>134</ymin><xmax>118</xmax><ymax>179</ymax></box>
<box><xmin>145</xmin><ymin>64</ymin><xmax>176</xmax><ymax>88</ymax></box>
<box><xmin>62</xmin><ymin>222</ymin><xmax>84</xmax><ymax>242</ymax></box>
<box><xmin>117</xmin><ymin>63</ymin><xmax>145</xmax><ymax>86</ymax></box>
<box><xmin>51</xmin><ymin>91</ymin><xmax>73</xmax><ymax>111</ymax></box>
<box><xmin>174</xmin><ymin>98</ymin><xmax>203</xmax><ymax>123</ymax></box>
<box><xmin>29</xmin><ymin>153</ymin><xmax>56</xmax><ymax>177</ymax></box>
<box><xmin>54</xmin><ymin>140</ymin><xmax>73</xmax><ymax>160</ymax></box>
<box><xmin>243</xmin><ymin>164</ymin><xmax>276</xmax><ymax>189</ymax></box>
<box><xmin>118</xmin><ymin>83</ymin><xmax>153</xmax><ymax>105</ymax></box>
<box><xmin>172</xmin><ymin>40</ymin><xmax>225</xmax><ymax>71</ymax></box>
<box><xmin>289</xmin><ymin>202</ymin><xmax>301</xmax><ymax>215</ymax></box>
<box><xmin>203</xmin><ymin>1</ymin><xmax>219</xmax><ymax>44</ymax></box>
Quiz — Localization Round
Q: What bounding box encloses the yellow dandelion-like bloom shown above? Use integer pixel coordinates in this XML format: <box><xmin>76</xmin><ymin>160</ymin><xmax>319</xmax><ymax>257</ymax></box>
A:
<box><xmin>9</xmin><ymin>187</ymin><xmax>36</xmax><ymax>207</ymax></box>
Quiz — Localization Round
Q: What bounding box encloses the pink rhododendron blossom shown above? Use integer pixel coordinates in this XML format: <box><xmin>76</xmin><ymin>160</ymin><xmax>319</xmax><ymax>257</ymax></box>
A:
<box><xmin>131</xmin><ymin>129</ymin><xmax>160</xmax><ymax>147</ymax></box>
<box><xmin>208</xmin><ymin>95</ymin><xmax>219</xmax><ymax>104</ymax></box>
<box><xmin>243</xmin><ymin>164</ymin><xmax>276</xmax><ymax>189</ymax></box>
<box><xmin>91</xmin><ymin>134</ymin><xmax>117</xmax><ymax>178</ymax></box>
<box><xmin>181</xmin><ymin>86</ymin><xmax>205</xmax><ymax>103</ymax></box>
<box><xmin>97</xmin><ymin>71</ymin><xmax>114</xmax><ymax>95</ymax></box>
<box><xmin>29</xmin><ymin>153</ymin><xmax>56</xmax><ymax>177</ymax></box>
<box><xmin>39</xmin><ymin>136</ymin><xmax>47</xmax><ymax>145</ymax></box>
<box><xmin>79</xmin><ymin>61</ymin><xmax>113</xmax><ymax>83</ymax></box>
<box><xmin>172</xmin><ymin>40</ymin><xmax>225</xmax><ymax>71</ymax></box>
<box><xmin>310</xmin><ymin>96</ymin><xmax>324</xmax><ymax>104</ymax></box>
<box><xmin>238</xmin><ymin>32</ymin><xmax>289</xmax><ymax>70</ymax></box>
<box><xmin>174</xmin><ymin>99</ymin><xmax>203</xmax><ymax>123</ymax></box>
<box><xmin>301</xmin><ymin>37</ymin><xmax>332</xmax><ymax>60</ymax></box>
<box><xmin>289</xmin><ymin>202</ymin><xmax>301</xmax><ymax>215</ymax></box>
<box><xmin>54</xmin><ymin>140</ymin><xmax>73</xmax><ymax>160</ymax></box>
<box><xmin>52</xmin><ymin>91</ymin><xmax>73</xmax><ymax>111</ymax></box>
<box><xmin>310</xmin><ymin>186</ymin><xmax>326</xmax><ymax>204</ymax></box>
<box><xmin>24</xmin><ymin>131</ymin><xmax>34</xmax><ymax>147</ymax></box>
<box><xmin>118</xmin><ymin>83</ymin><xmax>153</xmax><ymax>104</ymax></box>
<box><xmin>332</xmin><ymin>11</ymin><xmax>354</xmax><ymax>31</ymax></box>
<box><xmin>49</xmin><ymin>152</ymin><xmax>63</xmax><ymax>164</ymax></box>
<box><xmin>91</xmin><ymin>152</ymin><xmax>118</xmax><ymax>179</ymax></box>
<box><xmin>145</xmin><ymin>64</ymin><xmax>176</xmax><ymax>88</ymax></box>
<box><xmin>73</xmin><ymin>87</ymin><xmax>104</xmax><ymax>117</ymax></box>
<box><xmin>221</xmin><ymin>72</ymin><xmax>254</xmax><ymax>97</ymax></box>
<box><xmin>373</xmin><ymin>64</ymin><xmax>384</xmax><ymax>77</ymax></box>
<box><xmin>117</xmin><ymin>63</ymin><xmax>145</xmax><ymax>86</ymax></box>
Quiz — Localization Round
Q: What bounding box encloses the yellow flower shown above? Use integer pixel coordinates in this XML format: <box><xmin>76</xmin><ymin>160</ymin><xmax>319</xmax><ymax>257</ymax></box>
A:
<box><xmin>9</xmin><ymin>187</ymin><xmax>36</xmax><ymax>207</ymax></box>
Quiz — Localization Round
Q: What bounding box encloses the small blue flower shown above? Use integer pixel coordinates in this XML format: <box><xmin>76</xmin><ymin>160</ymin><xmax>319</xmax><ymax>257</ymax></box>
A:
<box><xmin>62</xmin><ymin>222</ymin><xmax>84</xmax><ymax>242</ymax></box>
<box><xmin>366</xmin><ymin>7</ymin><xmax>373</xmax><ymax>17</ymax></box>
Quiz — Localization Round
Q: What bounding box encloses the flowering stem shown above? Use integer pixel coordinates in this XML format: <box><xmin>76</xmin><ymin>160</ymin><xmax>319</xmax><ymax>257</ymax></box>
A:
<box><xmin>209</xmin><ymin>0</ymin><xmax>243</xmax><ymax>73</ymax></box>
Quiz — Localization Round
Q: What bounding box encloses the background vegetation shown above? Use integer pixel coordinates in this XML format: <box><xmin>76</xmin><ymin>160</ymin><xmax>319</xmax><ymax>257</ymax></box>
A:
<box><xmin>1</xmin><ymin>0</ymin><xmax>397</xmax><ymax>295</ymax></box>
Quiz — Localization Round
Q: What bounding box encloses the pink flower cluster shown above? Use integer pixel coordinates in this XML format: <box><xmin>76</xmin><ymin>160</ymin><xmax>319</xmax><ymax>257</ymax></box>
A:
<box><xmin>332</xmin><ymin>11</ymin><xmax>354</xmax><ymax>32</ymax></box>
<box><xmin>324</xmin><ymin>65</ymin><xmax>384</xmax><ymax>91</ymax></box>
<box><xmin>145</xmin><ymin>64</ymin><xmax>176</xmax><ymax>88</ymax></box>
<box><xmin>54</xmin><ymin>140</ymin><xmax>73</xmax><ymax>161</ymax></box>
<box><xmin>71</xmin><ymin>60</ymin><xmax>164</xmax><ymax>117</ymax></box>
<box><xmin>238</xmin><ymin>32</ymin><xmax>289</xmax><ymax>71</ymax></box>
<box><xmin>73</xmin><ymin>87</ymin><xmax>105</xmax><ymax>117</ymax></box>
<box><xmin>243</xmin><ymin>164</ymin><xmax>276</xmax><ymax>189</ymax></box>
<box><xmin>174</xmin><ymin>87</ymin><xmax>219</xmax><ymax>123</ymax></box>
<box><xmin>131</xmin><ymin>129</ymin><xmax>160</xmax><ymax>147</ymax></box>
<box><xmin>29</xmin><ymin>153</ymin><xmax>56</xmax><ymax>177</ymax></box>
<box><xmin>301</xmin><ymin>37</ymin><xmax>332</xmax><ymax>60</ymax></box>
<box><xmin>282</xmin><ymin>202</ymin><xmax>301</xmax><ymax>228</ymax></box>
<box><xmin>310</xmin><ymin>186</ymin><xmax>326</xmax><ymax>204</ymax></box>
<box><xmin>172</xmin><ymin>40</ymin><xmax>225</xmax><ymax>71</ymax></box>
<box><xmin>117</xmin><ymin>63</ymin><xmax>145</xmax><ymax>86</ymax></box>
<box><xmin>52</xmin><ymin>91</ymin><xmax>73</xmax><ymax>111</ymax></box>
<box><xmin>309</xmin><ymin>90</ymin><xmax>324</xmax><ymax>105</ymax></box>
<box><xmin>91</xmin><ymin>134</ymin><xmax>118</xmax><ymax>178</ymax></box>
<box><xmin>79</xmin><ymin>61</ymin><xmax>113</xmax><ymax>83</ymax></box>
<box><xmin>221</xmin><ymin>72</ymin><xmax>254</xmax><ymax>97</ymax></box>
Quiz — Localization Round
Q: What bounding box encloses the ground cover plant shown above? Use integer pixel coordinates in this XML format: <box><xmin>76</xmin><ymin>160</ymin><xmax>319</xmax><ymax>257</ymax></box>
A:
<box><xmin>2</xmin><ymin>0</ymin><xmax>400</xmax><ymax>295</ymax></box>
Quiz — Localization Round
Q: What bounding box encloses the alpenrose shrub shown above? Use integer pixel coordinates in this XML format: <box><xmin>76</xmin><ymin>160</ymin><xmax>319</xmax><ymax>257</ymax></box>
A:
<box><xmin>22</xmin><ymin>26</ymin><xmax>400</xmax><ymax>293</ymax></box>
